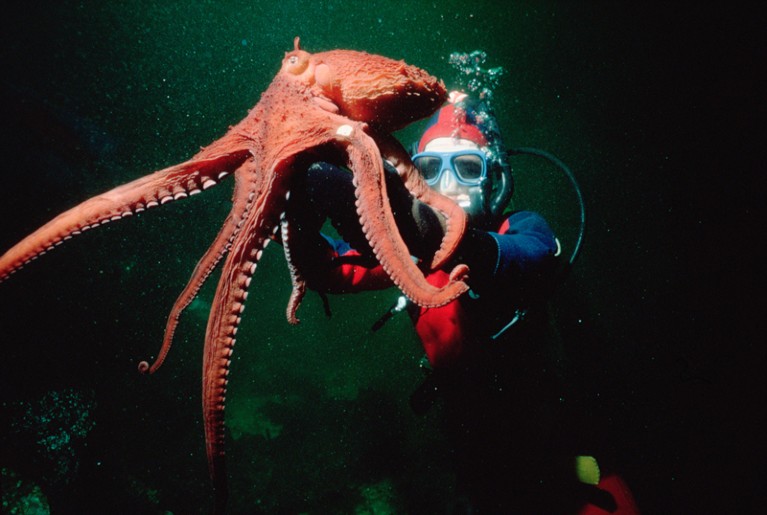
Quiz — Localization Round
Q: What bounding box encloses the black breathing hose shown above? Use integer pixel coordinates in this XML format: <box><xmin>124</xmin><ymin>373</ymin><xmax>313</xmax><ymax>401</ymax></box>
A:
<box><xmin>508</xmin><ymin>147</ymin><xmax>586</xmax><ymax>268</ymax></box>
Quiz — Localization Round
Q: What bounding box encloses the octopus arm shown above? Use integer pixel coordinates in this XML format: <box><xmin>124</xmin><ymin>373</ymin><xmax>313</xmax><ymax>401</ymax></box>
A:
<box><xmin>138</xmin><ymin>163</ymin><xmax>255</xmax><ymax>374</ymax></box>
<box><xmin>280</xmin><ymin>207</ymin><xmax>307</xmax><ymax>325</ymax></box>
<box><xmin>200</xmin><ymin>175</ymin><xmax>279</xmax><ymax>513</ymax></box>
<box><xmin>345</xmin><ymin>125</ymin><xmax>469</xmax><ymax>307</ymax></box>
<box><xmin>0</xmin><ymin>150</ymin><xmax>250</xmax><ymax>282</ymax></box>
<box><xmin>372</xmin><ymin>130</ymin><xmax>468</xmax><ymax>270</ymax></box>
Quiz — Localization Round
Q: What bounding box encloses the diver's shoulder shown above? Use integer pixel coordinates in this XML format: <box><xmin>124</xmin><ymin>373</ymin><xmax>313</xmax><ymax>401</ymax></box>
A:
<box><xmin>496</xmin><ymin>210</ymin><xmax>551</xmax><ymax>234</ymax></box>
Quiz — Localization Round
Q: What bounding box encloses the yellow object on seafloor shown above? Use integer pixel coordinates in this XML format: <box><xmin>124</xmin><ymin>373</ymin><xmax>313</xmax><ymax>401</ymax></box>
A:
<box><xmin>575</xmin><ymin>455</ymin><xmax>601</xmax><ymax>485</ymax></box>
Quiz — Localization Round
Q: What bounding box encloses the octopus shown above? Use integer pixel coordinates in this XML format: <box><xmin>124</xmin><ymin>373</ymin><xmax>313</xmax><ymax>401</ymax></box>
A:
<box><xmin>0</xmin><ymin>38</ymin><xmax>470</xmax><ymax>511</ymax></box>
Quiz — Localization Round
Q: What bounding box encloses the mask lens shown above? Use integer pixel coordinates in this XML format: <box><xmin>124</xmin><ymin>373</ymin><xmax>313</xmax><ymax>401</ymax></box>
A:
<box><xmin>453</xmin><ymin>154</ymin><xmax>484</xmax><ymax>181</ymax></box>
<box><xmin>413</xmin><ymin>156</ymin><xmax>442</xmax><ymax>182</ymax></box>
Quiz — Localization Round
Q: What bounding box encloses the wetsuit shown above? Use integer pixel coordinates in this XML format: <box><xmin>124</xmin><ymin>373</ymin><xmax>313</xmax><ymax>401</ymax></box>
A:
<box><xmin>287</xmin><ymin>162</ymin><xmax>640</xmax><ymax>513</ymax></box>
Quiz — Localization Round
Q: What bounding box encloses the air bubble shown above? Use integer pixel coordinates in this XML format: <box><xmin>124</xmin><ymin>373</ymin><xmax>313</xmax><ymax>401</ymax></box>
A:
<box><xmin>448</xmin><ymin>50</ymin><xmax>505</xmax><ymax>102</ymax></box>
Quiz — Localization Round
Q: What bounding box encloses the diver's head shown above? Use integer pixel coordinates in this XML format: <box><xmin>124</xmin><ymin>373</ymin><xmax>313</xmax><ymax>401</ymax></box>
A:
<box><xmin>413</xmin><ymin>91</ymin><xmax>513</xmax><ymax>228</ymax></box>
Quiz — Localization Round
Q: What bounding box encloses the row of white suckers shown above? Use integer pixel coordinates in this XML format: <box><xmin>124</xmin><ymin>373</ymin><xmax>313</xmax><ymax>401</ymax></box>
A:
<box><xmin>2</xmin><ymin>170</ymin><xmax>233</xmax><ymax>279</ymax></box>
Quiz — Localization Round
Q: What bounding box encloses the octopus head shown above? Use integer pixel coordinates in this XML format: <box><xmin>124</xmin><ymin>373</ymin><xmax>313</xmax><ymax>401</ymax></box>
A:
<box><xmin>286</xmin><ymin>38</ymin><xmax>447</xmax><ymax>131</ymax></box>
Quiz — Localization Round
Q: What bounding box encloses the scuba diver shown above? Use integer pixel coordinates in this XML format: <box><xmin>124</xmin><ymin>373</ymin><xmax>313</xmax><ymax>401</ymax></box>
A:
<box><xmin>285</xmin><ymin>91</ymin><xmax>639</xmax><ymax>513</ymax></box>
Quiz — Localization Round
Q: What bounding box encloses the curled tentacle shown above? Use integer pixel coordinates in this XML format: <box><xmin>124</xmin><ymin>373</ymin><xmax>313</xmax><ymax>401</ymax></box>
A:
<box><xmin>373</xmin><ymin>130</ymin><xmax>467</xmax><ymax>270</ymax></box>
<box><xmin>342</xmin><ymin>123</ymin><xmax>469</xmax><ymax>307</ymax></box>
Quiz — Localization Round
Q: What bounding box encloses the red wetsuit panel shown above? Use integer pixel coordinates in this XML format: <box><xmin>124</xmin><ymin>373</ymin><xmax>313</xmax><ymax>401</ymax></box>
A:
<box><xmin>314</xmin><ymin>248</ymin><xmax>393</xmax><ymax>293</ymax></box>
<box><xmin>578</xmin><ymin>475</ymin><xmax>640</xmax><ymax>515</ymax></box>
<box><xmin>411</xmin><ymin>270</ymin><xmax>467</xmax><ymax>369</ymax></box>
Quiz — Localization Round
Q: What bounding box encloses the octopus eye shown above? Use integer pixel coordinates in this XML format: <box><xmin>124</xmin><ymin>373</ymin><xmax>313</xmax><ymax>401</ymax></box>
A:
<box><xmin>283</xmin><ymin>52</ymin><xmax>310</xmax><ymax>75</ymax></box>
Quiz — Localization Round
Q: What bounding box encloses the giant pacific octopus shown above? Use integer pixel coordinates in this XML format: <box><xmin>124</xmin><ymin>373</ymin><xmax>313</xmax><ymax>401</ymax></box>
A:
<box><xmin>0</xmin><ymin>38</ymin><xmax>470</xmax><ymax>510</ymax></box>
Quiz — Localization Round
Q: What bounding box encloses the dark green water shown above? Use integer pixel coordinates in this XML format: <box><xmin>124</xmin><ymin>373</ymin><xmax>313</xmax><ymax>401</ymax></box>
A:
<box><xmin>0</xmin><ymin>1</ymin><xmax>762</xmax><ymax>513</ymax></box>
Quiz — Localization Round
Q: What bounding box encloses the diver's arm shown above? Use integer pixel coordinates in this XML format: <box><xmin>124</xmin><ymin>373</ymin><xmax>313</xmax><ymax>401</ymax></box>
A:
<box><xmin>493</xmin><ymin>211</ymin><xmax>560</xmax><ymax>276</ymax></box>
<box><xmin>476</xmin><ymin>211</ymin><xmax>560</xmax><ymax>295</ymax></box>
<box><xmin>431</xmin><ymin>211</ymin><xmax>559</xmax><ymax>297</ymax></box>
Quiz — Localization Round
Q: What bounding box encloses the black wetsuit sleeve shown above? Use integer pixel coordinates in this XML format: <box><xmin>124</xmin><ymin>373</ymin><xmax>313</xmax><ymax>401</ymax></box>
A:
<box><xmin>477</xmin><ymin>211</ymin><xmax>560</xmax><ymax>296</ymax></box>
<box><xmin>287</xmin><ymin>161</ymin><xmax>445</xmax><ymax>262</ymax></box>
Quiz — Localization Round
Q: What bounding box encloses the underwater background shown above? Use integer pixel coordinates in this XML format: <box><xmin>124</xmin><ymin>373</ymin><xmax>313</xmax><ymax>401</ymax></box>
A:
<box><xmin>0</xmin><ymin>1</ymin><xmax>762</xmax><ymax>513</ymax></box>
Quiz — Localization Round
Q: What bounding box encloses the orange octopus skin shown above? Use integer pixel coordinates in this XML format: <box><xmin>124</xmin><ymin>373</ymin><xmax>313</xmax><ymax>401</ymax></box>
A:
<box><xmin>0</xmin><ymin>37</ymin><xmax>468</xmax><ymax>512</ymax></box>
